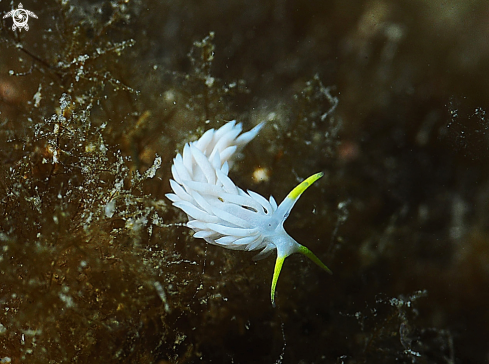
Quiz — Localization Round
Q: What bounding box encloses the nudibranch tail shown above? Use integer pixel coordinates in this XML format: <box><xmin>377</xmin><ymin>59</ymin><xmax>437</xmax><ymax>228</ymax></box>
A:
<box><xmin>276</xmin><ymin>172</ymin><xmax>324</xmax><ymax>220</ymax></box>
<box><xmin>288</xmin><ymin>172</ymin><xmax>324</xmax><ymax>200</ymax></box>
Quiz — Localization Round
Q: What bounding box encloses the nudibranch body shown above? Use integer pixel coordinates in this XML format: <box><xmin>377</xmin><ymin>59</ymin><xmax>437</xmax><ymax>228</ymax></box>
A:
<box><xmin>166</xmin><ymin>120</ymin><xmax>331</xmax><ymax>306</ymax></box>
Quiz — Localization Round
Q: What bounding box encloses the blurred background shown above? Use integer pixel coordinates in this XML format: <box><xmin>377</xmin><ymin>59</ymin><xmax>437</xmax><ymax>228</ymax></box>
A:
<box><xmin>1</xmin><ymin>0</ymin><xmax>489</xmax><ymax>363</ymax></box>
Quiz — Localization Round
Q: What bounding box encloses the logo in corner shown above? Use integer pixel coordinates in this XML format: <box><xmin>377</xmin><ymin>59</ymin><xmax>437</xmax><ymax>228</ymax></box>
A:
<box><xmin>3</xmin><ymin>3</ymin><xmax>38</xmax><ymax>31</ymax></box>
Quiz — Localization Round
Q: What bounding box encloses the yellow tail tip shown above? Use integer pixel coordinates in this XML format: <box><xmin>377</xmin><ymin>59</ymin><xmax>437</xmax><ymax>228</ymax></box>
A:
<box><xmin>287</xmin><ymin>172</ymin><xmax>324</xmax><ymax>200</ymax></box>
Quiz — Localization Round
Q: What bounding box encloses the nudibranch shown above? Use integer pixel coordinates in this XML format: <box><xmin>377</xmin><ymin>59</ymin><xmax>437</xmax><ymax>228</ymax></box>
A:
<box><xmin>166</xmin><ymin>120</ymin><xmax>332</xmax><ymax>306</ymax></box>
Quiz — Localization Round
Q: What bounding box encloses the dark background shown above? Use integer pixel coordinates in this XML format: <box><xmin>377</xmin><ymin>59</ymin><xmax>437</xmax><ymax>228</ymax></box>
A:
<box><xmin>1</xmin><ymin>0</ymin><xmax>488</xmax><ymax>363</ymax></box>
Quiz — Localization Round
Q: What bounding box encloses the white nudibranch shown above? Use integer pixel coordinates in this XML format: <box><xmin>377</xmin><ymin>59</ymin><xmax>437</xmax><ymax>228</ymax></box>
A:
<box><xmin>166</xmin><ymin>120</ymin><xmax>332</xmax><ymax>306</ymax></box>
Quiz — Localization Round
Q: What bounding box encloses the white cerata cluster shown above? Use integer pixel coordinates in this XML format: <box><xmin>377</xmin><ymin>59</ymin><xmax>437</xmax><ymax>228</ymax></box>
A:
<box><xmin>166</xmin><ymin>120</ymin><xmax>331</xmax><ymax>306</ymax></box>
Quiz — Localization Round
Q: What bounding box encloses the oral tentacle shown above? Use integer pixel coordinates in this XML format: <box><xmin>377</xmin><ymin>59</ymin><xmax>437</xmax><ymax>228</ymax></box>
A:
<box><xmin>271</xmin><ymin>254</ymin><xmax>286</xmax><ymax>307</ymax></box>
<box><xmin>298</xmin><ymin>245</ymin><xmax>332</xmax><ymax>274</ymax></box>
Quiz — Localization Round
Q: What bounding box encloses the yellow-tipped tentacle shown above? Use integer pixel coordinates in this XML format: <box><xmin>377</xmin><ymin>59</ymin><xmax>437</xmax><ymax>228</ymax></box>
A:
<box><xmin>287</xmin><ymin>172</ymin><xmax>324</xmax><ymax>200</ymax></box>
<box><xmin>298</xmin><ymin>245</ymin><xmax>332</xmax><ymax>274</ymax></box>
<box><xmin>271</xmin><ymin>254</ymin><xmax>286</xmax><ymax>307</ymax></box>
<box><xmin>269</xmin><ymin>172</ymin><xmax>328</xmax><ymax>307</ymax></box>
